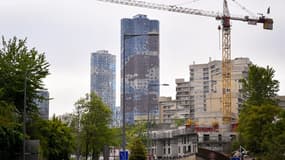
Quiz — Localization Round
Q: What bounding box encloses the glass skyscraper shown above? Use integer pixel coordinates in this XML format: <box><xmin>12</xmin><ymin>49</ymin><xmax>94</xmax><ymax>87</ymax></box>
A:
<box><xmin>121</xmin><ymin>14</ymin><xmax>160</xmax><ymax>124</ymax></box>
<box><xmin>35</xmin><ymin>90</ymin><xmax>49</xmax><ymax>120</ymax></box>
<box><xmin>90</xmin><ymin>50</ymin><xmax>116</xmax><ymax>125</ymax></box>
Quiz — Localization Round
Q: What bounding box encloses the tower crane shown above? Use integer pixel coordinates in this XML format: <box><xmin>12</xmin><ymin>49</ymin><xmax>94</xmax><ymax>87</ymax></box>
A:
<box><xmin>97</xmin><ymin>0</ymin><xmax>273</xmax><ymax>126</ymax></box>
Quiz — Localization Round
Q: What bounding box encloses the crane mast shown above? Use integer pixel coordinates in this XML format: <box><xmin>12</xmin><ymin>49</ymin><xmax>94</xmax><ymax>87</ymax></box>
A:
<box><xmin>222</xmin><ymin>0</ymin><xmax>232</xmax><ymax>125</ymax></box>
<box><xmin>97</xmin><ymin>0</ymin><xmax>273</xmax><ymax>126</ymax></box>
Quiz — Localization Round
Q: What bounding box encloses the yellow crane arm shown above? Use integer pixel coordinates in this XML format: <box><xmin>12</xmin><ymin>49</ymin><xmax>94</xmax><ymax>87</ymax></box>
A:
<box><xmin>97</xmin><ymin>0</ymin><xmax>273</xmax><ymax>29</ymax></box>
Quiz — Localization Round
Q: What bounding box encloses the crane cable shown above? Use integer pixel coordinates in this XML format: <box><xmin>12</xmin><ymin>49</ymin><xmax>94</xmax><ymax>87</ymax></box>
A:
<box><xmin>231</xmin><ymin>0</ymin><xmax>257</xmax><ymax>17</ymax></box>
<box><xmin>173</xmin><ymin>0</ymin><xmax>202</xmax><ymax>6</ymax></box>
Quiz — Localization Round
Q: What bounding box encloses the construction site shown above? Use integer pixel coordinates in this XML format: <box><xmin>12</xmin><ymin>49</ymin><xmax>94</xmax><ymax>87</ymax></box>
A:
<box><xmin>96</xmin><ymin>0</ymin><xmax>274</xmax><ymax>159</ymax></box>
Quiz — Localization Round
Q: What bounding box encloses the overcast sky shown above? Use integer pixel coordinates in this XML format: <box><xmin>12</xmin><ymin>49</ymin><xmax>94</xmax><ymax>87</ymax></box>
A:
<box><xmin>1</xmin><ymin>0</ymin><xmax>284</xmax><ymax>116</ymax></box>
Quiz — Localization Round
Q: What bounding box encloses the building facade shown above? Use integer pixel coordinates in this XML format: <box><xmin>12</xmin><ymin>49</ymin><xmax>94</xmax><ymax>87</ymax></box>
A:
<box><xmin>151</xmin><ymin>126</ymin><xmax>198</xmax><ymax>159</ymax></box>
<box><xmin>91</xmin><ymin>50</ymin><xmax>116</xmax><ymax>125</ymax></box>
<box><xmin>176</xmin><ymin>79</ymin><xmax>191</xmax><ymax>119</ymax></box>
<box><xmin>121</xmin><ymin>14</ymin><xmax>160</xmax><ymax>124</ymax></box>
<box><xmin>197</xmin><ymin>131</ymin><xmax>237</xmax><ymax>153</ymax></box>
<box><xmin>35</xmin><ymin>90</ymin><xmax>49</xmax><ymax>120</ymax></box>
<box><xmin>159</xmin><ymin>97</ymin><xmax>177</xmax><ymax>124</ymax></box>
<box><xmin>189</xmin><ymin>58</ymin><xmax>251</xmax><ymax>127</ymax></box>
<box><xmin>159</xmin><ymin>96</ymin><xmax>191</xmax><ymax>126</ymax></box>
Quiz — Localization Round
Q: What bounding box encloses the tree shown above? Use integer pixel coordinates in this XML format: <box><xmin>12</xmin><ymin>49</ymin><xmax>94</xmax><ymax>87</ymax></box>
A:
<box><xmin>72</xmin><ymin>97</ymin><xmax>86</xmax><ymax>160</ymax></box>
<box><xmin>262</xmin><ymin>110</ymin><xmax>285</xmax><ymax>160</ymax></box>
<box><xmin>126</xmin><ymin>122</ymin><xmax>147</xmax><ymax>148</ymax></box>
<box><xmin>238</xmin><ymin>104</ymin><xmax>281</xmax><ymax>155</ymax></box>
<box><xmin>0</xmin><ymin>36</ymin><xmax>50</xmax><ymax>112</ymax></box>
<box><xmin>0</xmin><ymin>99</ymin><xmax>22</xmax><ymax>159</ymax></box>
<box><xmin>0</xmin><ymin>36</ymin><xmax>50</xmax><ymax>158</ymax></box>
<box><xmin>76</xmin><ymin>93</ymin><xmax>113</xmax><ymax>160</ymax></box>
<box><xmin>238</xmin><ymin>64</ymin><xmax>283</xmax><ymax>159</ymax></box>
<box><xmin>241</xmin><ymin>64</ymin><xmax>279</xmax><ymax>106</ymax></box>
<box><xmin>129</xmin><ymin>137</ymin><xmax>147</xmax><ymax>160</ymax></box>
<box><xmin>174</xmin><ymin>118</ymin><xmax>185</xmax><ymax>127</ymax></box>
<box><xmin>31</xmin><ymin>116</ymin><xmax>75</xmax><ymax>160</ymax></box>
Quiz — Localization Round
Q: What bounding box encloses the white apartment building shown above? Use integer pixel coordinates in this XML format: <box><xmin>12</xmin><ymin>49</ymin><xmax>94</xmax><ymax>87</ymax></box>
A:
<box><xmin>159</xmin><ymin>96</ymin><xmax>190</xmax><ymax>126</ymax></box>
<box><xmin>176</xmin><ymin>79</ymin><xmax>192</xmax><ymax>119</ymax></box>
<box><xmin>189</xmin><ymin>58</ymin><xmax>251</xmax><ymax>127</ymax></box>
<box><xmin>159</xmin><ymin>97</ymin><xmax>177</xmax><ymax>124</ymax></box>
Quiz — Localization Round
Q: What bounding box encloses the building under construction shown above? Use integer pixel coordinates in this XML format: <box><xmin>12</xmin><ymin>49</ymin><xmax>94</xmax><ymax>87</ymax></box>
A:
<box><xmin>190</xmin><ymin>57</ymin><xmax>251</xmax><ymax>130</ymax></box>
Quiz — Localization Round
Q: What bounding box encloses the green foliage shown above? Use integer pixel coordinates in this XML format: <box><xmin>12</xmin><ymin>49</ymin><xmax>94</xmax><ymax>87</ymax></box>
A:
<box><xmin>0</xmin><ymin>36</ymin><xmax>49</xmax><ymax>159</ymax></box>
<box><xmin>74</xmin><ymin>93</ymin><xmax>113</xmax><ymax>159</ymax></box>
<box><xmin>262</xmin><ymin>110</ymin><xmax>285</xmax><ymax>160</ymax></box>
<box><xmin>110</xmin><ymin>127</ymin><xmax>122</xmax><ymax>147</ymax></box>
<box><xmin>0</xmin><ymin>100</ymin><xmax>19</xmax><ymax>131</ymax></box>
<box><xmin>238</xmin><ymin>64</ymin><xmax>284</xmax><ymax>159</ymax></box>
<box><xmin>0</xmin><ymin>36</ymin><xmax>50</xmax><ymax>114</ymax></box>
<box><xmin>129</xmin><ymin>137</ymin><xmax>147</xmax><ymax>160</ymax></box>
<box><xmin>32</xmin><ymin>116</ymin><xmax>75</xmax><ymax>160</ymax></box>
<box><xmin>174</xmin><ymin>118</ymin><xmax>185</xmax><ymax>127</ymax></box>
<box><xmin>241</xmin><ymin>64</ymin><xmax>279</xmax><ymax>106</ymax></box>
<box><xmin>0</xmin><ymin>101</ymin><xmax>22</xmax><ymax>159</ymax></box>
<box><xmin>47</xmin><ymin>117</ymin><xmax>74</xmax><ymax>160</ymax></box>
<box><xmin>126</xmin><ymin>122</ymin><xmax>147</xmax><ymax>148</ymax></box>
<box><xmin>238</xmin><ymin>104</ymin><xmax>281</xmax><ymax>154</ymax></box>
<box><xmin>231</xmin><ymin>139</ymin><xmax>241</xmax><ymax>152</ymax></box>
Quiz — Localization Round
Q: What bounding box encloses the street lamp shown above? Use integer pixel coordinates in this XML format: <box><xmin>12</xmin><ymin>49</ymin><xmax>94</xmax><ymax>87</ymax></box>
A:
<box><xmin>147</xmin><ymin>83</ymin><xmax>169</xmax><ymax>160</ymax></box>
<box><xmin>122</xmin><ymin>32</ymin><xmax>159</xmax><ymax>155</ymax></box>
<box><xmin>22</xmin><ymin>70</ymin><xmax>29</xmax><ymax>160</ymax></box>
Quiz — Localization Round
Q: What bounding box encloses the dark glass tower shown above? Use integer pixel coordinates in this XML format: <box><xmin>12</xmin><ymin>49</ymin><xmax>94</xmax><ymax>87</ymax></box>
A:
<box><xmin>121</xmin><ymin>14</ymin><xmax>159</xmax><ymax>124</ymax></box>
<box><xmin>91</xmin><ymin>50</ymin><xmax>116</xmax><ymax>125</ymax></box>
<box><xmin>35</xmin><ymin>90</ymin><xmax>49</xmax><ymax>120</ymax></box>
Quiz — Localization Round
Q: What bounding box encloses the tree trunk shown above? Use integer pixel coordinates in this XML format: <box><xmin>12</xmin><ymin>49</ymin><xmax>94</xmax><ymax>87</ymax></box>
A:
<box><xmin>85</xmin><ymin>139</ymin><xmax>89</xmax><ymax>160</ymax></box>
<box><xmin>91</xmin><ymin>150</ymin><xmax>95</xmax><ymax>160</ymax></box>
<box><xmin>103</xmin><ymin>145</ymin><xmax>109</xmax><ymax>160</ymax></box>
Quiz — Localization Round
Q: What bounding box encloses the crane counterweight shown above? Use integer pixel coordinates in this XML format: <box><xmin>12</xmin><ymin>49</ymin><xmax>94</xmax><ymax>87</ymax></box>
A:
<box><xmin>262</xmin><ymin>18</ymin><xmax>273</xmax><ymax>30</ymax></box>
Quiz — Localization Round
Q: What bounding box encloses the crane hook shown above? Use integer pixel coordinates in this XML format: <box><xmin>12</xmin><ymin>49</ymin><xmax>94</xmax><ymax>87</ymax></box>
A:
<box><xmin>267</xmin><ymin>7</ymin><xmax>270</xmax><ymax>14</ymax></box>
<box><xmin>218</xmin><ymin>25</ymin><xmax>221</xmax><ymax>50</ymax></box>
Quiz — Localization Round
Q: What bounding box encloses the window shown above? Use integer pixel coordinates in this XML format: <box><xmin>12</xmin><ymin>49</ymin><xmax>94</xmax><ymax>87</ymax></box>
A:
<box><xmin>218</xmin><ymin>134</ymin><xmax>222</xmax><ymax>141</ymax></box>
<box><xmin>203</xmin><ymin>134</ymin><xmax>210</xmax><ymax>141</ymax></box>
<box><xmin>203</xmin><ymin>81</ymin><xmax>209</xmax><ymax>85</ymax></box>
<box><xmin>230</xmin><ymin>135</ymin><xmax>237</xmax><ymax>141</ymax></box>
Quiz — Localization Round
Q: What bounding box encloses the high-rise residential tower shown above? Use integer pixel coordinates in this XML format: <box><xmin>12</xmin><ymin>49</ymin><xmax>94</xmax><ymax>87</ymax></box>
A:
<box><xmin>121</xmin><ymin>14</ymin><xmax>160</xmax><ymax>124</ymax></box>
<box><xmin>91</xmin><ymin>50</ymin><xmax>116</xmax><ymax>125</ymax></box>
